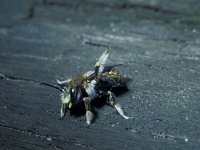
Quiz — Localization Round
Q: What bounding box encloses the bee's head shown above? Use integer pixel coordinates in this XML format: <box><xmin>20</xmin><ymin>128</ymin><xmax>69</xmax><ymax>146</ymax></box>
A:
<box><xmin>57</xmin><ymin>79</ymin><xmax>82</xmax><ymax>108</ymax></box>
<box><xmin>59</xmin><ymin>87</ymin><xmax>82</xmax><ymax>110</ymax></box>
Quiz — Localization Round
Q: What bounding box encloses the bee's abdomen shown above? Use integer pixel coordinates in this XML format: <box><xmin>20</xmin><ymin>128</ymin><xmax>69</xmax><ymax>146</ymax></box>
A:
<box><xmin>97</xmin><ymin>71</ymin><xmax>125</xmax><ymax>92</ymax></box>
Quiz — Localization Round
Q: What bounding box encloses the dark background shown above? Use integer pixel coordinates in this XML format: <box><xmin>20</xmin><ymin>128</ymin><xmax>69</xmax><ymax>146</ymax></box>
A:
<box><xmin>0</xmin><ymin>0</ymin><xmax>200</xmax><ymax>149</ymax></box>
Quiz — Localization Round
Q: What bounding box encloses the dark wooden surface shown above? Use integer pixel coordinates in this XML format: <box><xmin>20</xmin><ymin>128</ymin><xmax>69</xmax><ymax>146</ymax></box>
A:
<box><xmin>1</xmin><ymin>0</ymin><xmax>200</xmax><ymax>149</ymax></box>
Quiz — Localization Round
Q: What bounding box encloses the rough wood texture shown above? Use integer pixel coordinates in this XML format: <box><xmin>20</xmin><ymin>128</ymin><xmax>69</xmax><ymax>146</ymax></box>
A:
<box><xmin>0</xmin><ymin>0</ymin><xmax>200</xmax><ymax>149</ymax></box>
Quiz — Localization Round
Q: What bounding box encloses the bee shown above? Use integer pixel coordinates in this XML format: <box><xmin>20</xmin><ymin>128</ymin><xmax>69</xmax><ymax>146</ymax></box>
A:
<box><xmin>56</xmin><ymin>46</ymin><xmax>130</xmax><ymax>126</ymax></box>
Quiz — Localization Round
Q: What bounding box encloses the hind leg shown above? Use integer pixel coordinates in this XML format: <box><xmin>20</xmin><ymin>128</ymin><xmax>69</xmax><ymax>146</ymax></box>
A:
<box><xmin>107</xmin><ymin>91</ymin><xmax>130</xmax><ymax>119</ymax></box>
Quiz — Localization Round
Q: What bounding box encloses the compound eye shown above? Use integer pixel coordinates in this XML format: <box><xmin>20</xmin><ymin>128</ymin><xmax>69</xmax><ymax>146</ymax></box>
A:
<box><xmin>70</xmin><ymin>87</ymin><xmax>77</xmax><ymax>103</ymax></box>
<box><xmin>71</xmin><ymin>88</ymin><xmax>75</xmax><ymax>93</ymax></box>
<box><xmin>70</xmin><ymin>87</ymin><xmax>77</xmax><ymax>96</ymax></box>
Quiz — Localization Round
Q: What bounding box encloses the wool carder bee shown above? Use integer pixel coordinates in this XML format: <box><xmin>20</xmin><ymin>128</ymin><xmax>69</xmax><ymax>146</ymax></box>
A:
<box><xmin>57</xmin><ymin>46</ymin><xmax>130</xmax><ymax>126</ymax></box>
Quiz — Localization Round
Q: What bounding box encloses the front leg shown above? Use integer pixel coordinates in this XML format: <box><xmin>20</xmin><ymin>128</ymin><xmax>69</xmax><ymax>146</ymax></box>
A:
<box><xmin>107</xmin><ymin>91</ymin><xmax>130</xmax><ymax>119</ymax></box>
<box><xmin>83</xmin><ymin>97</ymin><xmax>94</xmax><ymax>127</ymax></box>
<box><xmin>60</xmin><ymin>103</ymin><xmax>67</xmax><ymax>119</ymax></box>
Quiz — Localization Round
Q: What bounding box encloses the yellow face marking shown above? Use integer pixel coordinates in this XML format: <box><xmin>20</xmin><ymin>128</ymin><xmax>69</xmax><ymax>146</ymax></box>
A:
<box><xmin>68</xmin><ymin>102</ymin><xmax>73</xmax><ymax>108</ymax></box>
<box><xmin>62</xmin><ymin>95</ymin><xmax>71</xmax><ymax>104</ymax></box>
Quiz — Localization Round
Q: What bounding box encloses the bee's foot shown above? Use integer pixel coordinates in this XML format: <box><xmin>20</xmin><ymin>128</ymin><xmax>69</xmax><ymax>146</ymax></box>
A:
<box><xmin>86</xmin><ymin>111</ymin><xmax>93</xmax><ymax>126</ymax></box>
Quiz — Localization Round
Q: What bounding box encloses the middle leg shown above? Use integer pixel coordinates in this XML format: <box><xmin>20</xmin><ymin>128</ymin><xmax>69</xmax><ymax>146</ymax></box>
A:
<box><xmin>83</xmin><ymin>97</ymin><xmax>94</xmax><ymax>127</ymax></box>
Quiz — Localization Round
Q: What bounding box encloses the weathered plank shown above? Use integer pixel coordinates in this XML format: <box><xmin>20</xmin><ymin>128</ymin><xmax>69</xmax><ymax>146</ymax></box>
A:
<box><xmin>0</xmin><ymin>0</ymin><xmax>200</xmax><ymax>149</ymax></box>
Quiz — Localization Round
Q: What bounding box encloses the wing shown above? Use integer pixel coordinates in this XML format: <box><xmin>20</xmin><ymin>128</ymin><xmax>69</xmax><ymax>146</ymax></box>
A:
<box><xmin>95</xmin><ymin>48</ymin><xmax>109</xmax><ymax>77</ymax></box>
<box><xmin>56</xmin><ymin>79</ymin><xmax>71</xmax><ymax>85</ymax></box>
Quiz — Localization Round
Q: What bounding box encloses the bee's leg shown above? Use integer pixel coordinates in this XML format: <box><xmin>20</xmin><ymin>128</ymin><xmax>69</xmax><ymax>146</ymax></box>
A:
<box><xmin>83</xmin><ymin>97</ymin><xmax>94</xmax><ymax>127</ymax></box>
<box><xmin>60</xmin><ymin>103</ymin><xmax>67</xmax><ymax>119</ymax></box>
<box><xmin>107</xmin><ymin>91</ymin><xmax>130</xmax><ymax>119</ymax></box>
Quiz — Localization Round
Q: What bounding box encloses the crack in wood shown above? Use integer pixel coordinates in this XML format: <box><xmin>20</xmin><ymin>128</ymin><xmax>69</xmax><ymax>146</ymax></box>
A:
<box><xmin>42</xmin><ymin>1</ymin><xmax>178</xmax><ymax>15</ymax></box>
<box><xmin>0</xmin><ymin>124</ymin><xmax>97</xmax><ymax>150</ymax></box>
<box><xmin>0</xmin><ymin>124</ymin><xmax>62</xmax><ymax>150</ymax></box>
<box><xmin>122</xmin><ymin>59</ymin><xmax>200</xmax><ymax>75</ymax></box>
<box><xmin>119</xmin><ymin>3</ymin><xmax>178</xmax><ymax>15</ymax></box>
<box><xmin>84</xmin><ymin>41</ymin><xmax>109</xmax><ymax>48</ymax></box>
